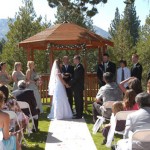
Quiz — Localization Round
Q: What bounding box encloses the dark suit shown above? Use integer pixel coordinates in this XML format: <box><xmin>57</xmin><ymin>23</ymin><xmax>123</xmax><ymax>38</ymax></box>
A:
<box><xmin>70</xmin><ymin>63</ymin><xmax>84</xmax><ymax>118</ymax></box>
<box><xmin>131</xmin><ymin>62</ymin><xmax>142</xmax><ymax>81</ymax></box>
<box><xmin>12</xmin><ymin>88</ymin><xmax>38</xmax><ymax>117</ymax></box>
<box><xmin>97</xmin><ymin>61</ymin><xmax>116</xmax><ymax>86</ymax></box>
<box><xmin>62</xmin><ymin>64</ymin><xmax>74</xmax><ymax>110</ymax></box>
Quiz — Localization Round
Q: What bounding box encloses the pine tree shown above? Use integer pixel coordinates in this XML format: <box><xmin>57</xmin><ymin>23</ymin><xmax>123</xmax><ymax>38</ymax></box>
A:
<box><xmin>137</xmin><ymin>14</ymin><xmax>150</xmax><ymax>83</ymax></box>
<box><xmin>1</xmin><ymin>0</ymin><xmax>51</xmax><ymax>73</ymax></box>
<box><xmin>47</xmin><ymin>0</ymin><xmax>108</xmax><ymax>17</ymax></box>
<box><xmin>55</xmin><ymin>4</ymin><xmax>93</xmax><ymax>30</ymax></box>
<box><xmin>0</xmin><ymin>38</ymin><xmax>6</xmax><ymax>54</ymax></box>
<box><xmin>123</xmin><ymin>3</ymin><xmax>140</xmax><ymax>46</ymax></box>
<box><xmin>109</xmin><ymin>7</ymin><xmax>120</xmax><ymax>38</ymax></box>
<box><xmin>109</xmin><ymin>2</ymin><xmax>140</xmax><ymax>66</ymax></box>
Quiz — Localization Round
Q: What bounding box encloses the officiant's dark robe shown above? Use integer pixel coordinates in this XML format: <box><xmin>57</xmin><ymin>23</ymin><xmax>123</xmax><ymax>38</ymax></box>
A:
<box><xmin>62</xmin><ymin>64</ymin><xmax>74</xmax><ymax>110</ymax></box>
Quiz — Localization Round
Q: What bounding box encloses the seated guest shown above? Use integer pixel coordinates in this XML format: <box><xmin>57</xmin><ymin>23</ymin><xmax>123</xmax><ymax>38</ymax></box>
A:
<box><xmin>92</xmin><ymin>72</ymin><xmax>123</xmax><ymax>123</ymax></box>
<box><xmin>0</xmin><ymin>91</ymin><xmax>21</xmax><ymax>150</ymax></box>
<box><xmin>102</xmin><ymin>101</ymin><xmax>125</xmax><ymax>145</ymax></box>
<box><xmin>116</xmin><ymin>92</ymin><xmax>150</xmax><ymax>150</ymax></box>
<box><xmin>12</xmin><ymin>80</ymin><xmax>39</xmax><ymax>132</ymax></box>
<box><xmin>6</xmin><ymin>99</ymin><xmax>28</xmax><ymax>143</ymax></box>
<box><xmin>6</xmin><ymin>99</ymin><xmax>28</xmax><ymax>130</ymax></box>
<box><xmin>119</xmin><ymin>77</ymin><xmax>143</xmax><ymax>94</ymax></box>
<box><xmin>123</xmin><ymin>89</ymin><xmax>139</xmax><ymax>110</ymax></box>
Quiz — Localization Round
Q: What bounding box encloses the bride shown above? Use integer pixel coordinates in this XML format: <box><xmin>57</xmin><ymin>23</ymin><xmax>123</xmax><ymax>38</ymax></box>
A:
<box><xmin>47</xmin><ymin>59</ymin><xmax>72</xmax><ymax>120</ymax></box>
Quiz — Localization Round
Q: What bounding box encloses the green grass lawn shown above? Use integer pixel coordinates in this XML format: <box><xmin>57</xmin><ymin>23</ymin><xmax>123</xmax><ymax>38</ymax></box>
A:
<box><xmin>22</xmin><ymin>104</ymin><xmax>121</xmax><ymax>150</ymax></box>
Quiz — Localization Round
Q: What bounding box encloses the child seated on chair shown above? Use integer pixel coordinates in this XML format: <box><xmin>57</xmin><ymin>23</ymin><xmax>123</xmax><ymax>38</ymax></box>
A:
<box><xmin>101</xmin><ymin>101</ymin><xmax>126</xmax><ymax>145</ymax></box>
<box><xmin>7</xmin><ymin>99</ymin><xmax>29</xmax><ymax>132</ymax></box>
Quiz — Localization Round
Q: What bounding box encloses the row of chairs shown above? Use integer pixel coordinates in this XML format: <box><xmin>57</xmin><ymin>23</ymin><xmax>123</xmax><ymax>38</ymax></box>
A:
<box><xmin>92</xmin><ymin>101</ymin><xmax>150</xmax><ymax>149</ymax></box>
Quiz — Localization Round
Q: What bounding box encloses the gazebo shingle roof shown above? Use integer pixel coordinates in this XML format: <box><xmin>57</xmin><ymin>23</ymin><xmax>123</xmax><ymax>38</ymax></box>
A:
<box><xmin>19</xmin><ymin>23</ymin><xmax>113</xmax><ymax>50</ymax></box>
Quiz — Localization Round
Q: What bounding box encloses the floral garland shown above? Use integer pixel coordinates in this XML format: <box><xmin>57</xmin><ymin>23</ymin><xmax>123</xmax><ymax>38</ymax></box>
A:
<box><xmin>46</xmin><ymin>43</ymin><xmax>86</xmax><ymax>56</ymax></box>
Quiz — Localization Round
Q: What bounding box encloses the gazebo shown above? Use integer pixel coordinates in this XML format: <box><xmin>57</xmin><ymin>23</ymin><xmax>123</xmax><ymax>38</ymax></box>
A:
<box><xmin>19</xmin><ymin>22</ymin><xmax>113</xmax><ymax>110</ymax></box>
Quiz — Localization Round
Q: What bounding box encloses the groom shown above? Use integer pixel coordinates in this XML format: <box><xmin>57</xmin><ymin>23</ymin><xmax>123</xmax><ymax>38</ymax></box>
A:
<box><xmin>70</xmin><ymin>55</ymin><xmax>85</xmax><ymax>119</ymax></box>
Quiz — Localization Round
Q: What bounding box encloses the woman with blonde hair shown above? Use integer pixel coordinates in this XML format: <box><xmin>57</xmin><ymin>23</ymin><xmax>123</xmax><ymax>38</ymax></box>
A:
<box><xmin>0</xmin><ymin>91</ymin><xmax>21</xmax><ymax>150</ymax></box>
<box><xmin>26</xmin><ymin>61</ymin><xmax>43</xmax><ymax>113</ymax></box>
<box><xmin>12</xmin><ymin>62</ymin><xmax>25</xmax><ymax>91</ymax></box>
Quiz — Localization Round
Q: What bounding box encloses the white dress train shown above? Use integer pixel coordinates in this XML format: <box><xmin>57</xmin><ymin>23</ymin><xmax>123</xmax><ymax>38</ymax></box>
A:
<box><xmin>47</xmin><ymin>71</ymin><xmax>72</xmax><ymax>120</ymax></box>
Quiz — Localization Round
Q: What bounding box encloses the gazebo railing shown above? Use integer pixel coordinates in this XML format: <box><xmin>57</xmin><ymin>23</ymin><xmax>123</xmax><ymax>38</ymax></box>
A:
<box><xmin>39</xmin><ymin>73</ymin><xmax>99</xmax><ymax>110</ymax></box>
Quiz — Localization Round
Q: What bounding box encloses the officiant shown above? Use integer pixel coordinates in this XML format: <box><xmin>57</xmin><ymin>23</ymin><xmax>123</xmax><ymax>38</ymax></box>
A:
<box><xmin>62</xmin><ymin>56</ymin><xmax>74</xmax><ymax>111</ymax></box>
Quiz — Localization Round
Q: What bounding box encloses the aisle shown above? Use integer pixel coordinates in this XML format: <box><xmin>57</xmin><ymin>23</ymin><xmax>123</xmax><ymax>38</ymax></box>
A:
<box><xmin>45</xmin><ymin>118</ymin><xmax>97</xmax><ymax>150</ymax></box>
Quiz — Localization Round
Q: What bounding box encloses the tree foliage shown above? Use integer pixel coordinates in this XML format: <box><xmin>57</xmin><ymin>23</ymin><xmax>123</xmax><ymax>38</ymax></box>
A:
<box><xmin>109</xmin><ymin>7</ymin><xmax>120</xmax><ymax>38</ymax></box>
<box><xmin>109</xmin><ymin>3</ymin><xmax>140</xmax><ymax>66</ymax></box>
<box><xmin>137</xmin><ymin>14</ymin><xmax>150</xmax><ymax>83</ymax></box>
<box><xmin>55</xmin><ymin>4</ymin><xmax>93</xmax><ymax>30</ymax></box>
<box><xmin>0</xmin><ymin>38</ymin><xmax>6</xmax><ymax>54</ymax></box>
<box><xmin>1</xmin><ymin>0</ymin><xmax>51</xmax><ymax>73</ymax></box>
<box><xmin>47</xmin><ymin>0</ymin><xmax>108</xmax><ymax>17</ymax></box>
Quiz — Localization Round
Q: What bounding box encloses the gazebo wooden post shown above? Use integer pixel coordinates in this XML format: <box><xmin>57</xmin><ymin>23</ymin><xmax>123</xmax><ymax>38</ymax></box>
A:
<box><xmin>49</xmin><ymin>48</ymin><xmax>53</xmax><ymax>70</ymax></box>
<box><xmin>98</xmin><ymin>46</ymin><xmax>102</xmax><ymax>64</ymax></box>
<box><xmin>49</xmin><ymin>48</ymin><xmax>53</xmax><ymax>105</ymax></box>
<box><xmin>31</xmin><ymin>49</ymin><xmax>34</xmax><ymax>61</ymax></box>
<box><xmin>83</xmin><ymin>49</ymin><xmax>88</xmax><ymax>111</ymax></box>
<box><xmin>102</xmin><ymin>44</ymin><xmax>107</xmax><ymax>54</ymax></box>
<box><xmin>26</xmin><ymin>47</ymin><xmax>31</xmax><ymax>61</ymax></box>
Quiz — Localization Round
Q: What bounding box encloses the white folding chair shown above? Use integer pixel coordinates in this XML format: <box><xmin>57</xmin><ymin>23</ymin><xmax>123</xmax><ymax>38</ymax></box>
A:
<box><xmin>92</xmin><ymin>101</ymin><xmax>115</xmax><ymax>134</ymax></box>
<box><xmin>3</xmin><ymin>110</ymin><xmax>26</xmax><ymax>145</ymax></box>
<box><xmin>106</xmin><ymin>110</ymin><xmax>136</xmax><ymax>148</ymax></box>
<box><xmin>17</xmin><ymin>101</ymin><xmax>36</xmax><ymax>136</ymax></box>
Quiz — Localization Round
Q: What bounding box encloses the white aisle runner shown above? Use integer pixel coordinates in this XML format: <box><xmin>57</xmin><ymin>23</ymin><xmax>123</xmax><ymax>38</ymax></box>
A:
<box><xmin>45</xmin><ymin>118</ymin><xmax>97</xmax><ymax>150</ymax></box>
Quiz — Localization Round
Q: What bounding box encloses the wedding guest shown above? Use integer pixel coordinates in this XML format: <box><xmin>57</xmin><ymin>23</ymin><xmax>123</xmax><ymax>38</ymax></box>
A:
<box><xmin>0</xmin><ymin>91</ymin><xmax>21</xmax><ymax>150</ymax></box>
<box><xmin>92</xmin><ymin>72</ymin><xmax>123</xmax><ymax>123</ymax></box>
<box><xmin>26</xmin><ymin>61</ymin><xmax>43</xmax><ymax>113</ymax></box>
<box><xmin>131</xmin><ymin>53</ymin><xmax>142</xmax><ymax>81</ymax></box>
<box><xmin>62</xmin><ymin>56</ymin><xmax>74</xmax><ymax>111</ymax></box>
<box><xmin>6</xmin><ymin>98</ymin><xmax>28</xmax><ymax>141</ymax></box>
<box><xmin>12</xmin><ymin>80</ymin><xmax>39</xmax><ymax>132</ymax></box>
<box><xmin>0</xmin><ymin>62</ymin><xmax>11</xmax><ymax>101</ymax></box>
<box><xmin>117</xmin><ymin>92</ymin><xmax>150</xmax><ymax>150</ymax></box>
<box><xmin>97</xmin><ymin>53</ymin><xmax>116</xmax><ymax>87</ymax></box>
<box><xmin>123</xmin><ymin>89</ymin><xmax>139</xmax><ymax>110</ymax></box>
<box><xmin>119</xmin><ymin>77</ymin><xmax>143</xmax><ymax>94</ymax></box>
<box><xmin>70</xmin><ymin>55</ymin><xmax>84</xmax><ymax>119</ymax></box>
<box><xmin>102</xmin><ymin>101</ymin><xmax>125</xmax><ymax>145</ymax></box>
<box><xmin>117</xmin><ymin>60</ymin><xmax>130</xmax><ymax>88</ymax></box>
<box><xmin>12</xmin><ymin>62</ymin><xmax>25</xmax><ymax>91</ymax></box>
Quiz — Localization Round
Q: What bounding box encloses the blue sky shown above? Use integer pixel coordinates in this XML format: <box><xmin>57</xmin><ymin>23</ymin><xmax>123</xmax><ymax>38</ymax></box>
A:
<box><xmin>0</xmin><ymin>0</ymin><xmax>149</xmax><ymax>31</ymax></box>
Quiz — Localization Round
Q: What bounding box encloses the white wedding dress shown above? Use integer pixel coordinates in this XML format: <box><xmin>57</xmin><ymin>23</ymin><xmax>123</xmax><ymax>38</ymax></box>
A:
<box><xmin>47</xmin><ymin>61</ymin><xmax>72</xmax><ymax>120</ymax></box>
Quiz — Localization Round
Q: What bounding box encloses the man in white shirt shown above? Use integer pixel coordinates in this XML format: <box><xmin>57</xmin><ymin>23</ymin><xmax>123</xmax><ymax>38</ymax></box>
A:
<box><xmin>117</xmin><ymin>60</ymin><xmax>130</xmax><ymax>87</ymax></box>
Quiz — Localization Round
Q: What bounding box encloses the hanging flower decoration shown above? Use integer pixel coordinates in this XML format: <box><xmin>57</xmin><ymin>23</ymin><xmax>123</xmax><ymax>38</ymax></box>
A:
<box><xmin>46</xmin><ymin>43</ymin><xmax>86</xmax><ymax>56</ymax></box>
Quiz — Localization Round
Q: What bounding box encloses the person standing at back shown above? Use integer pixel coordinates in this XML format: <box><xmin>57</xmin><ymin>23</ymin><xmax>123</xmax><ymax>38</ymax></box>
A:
<box><xmin>62</xmin><ymin>56</ymin><xmax>74</xmax><ymax>111</ymax></box>
<box><xmin>117</xmin><ymin>60</ymin><xmax>130</xmax><ymax>88</ymax></box>
<box><xmin>70</xmin><ymin>55</ymin><xmax>84</xmax><ymax>119</ymax></box>
<box><xmin>131</xmin><ymin>53</ymin><xmax>142</xmax><ymax>81</ymax></box>
<box><xmin>97</xmin><ymin>53</ymin><xmax>116</xmax><ymax>87</ymax></box>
